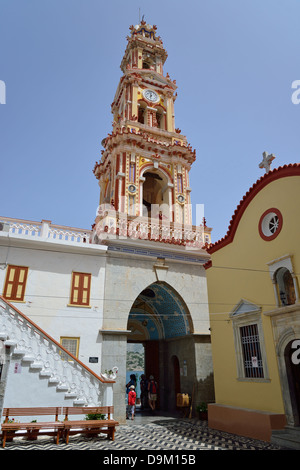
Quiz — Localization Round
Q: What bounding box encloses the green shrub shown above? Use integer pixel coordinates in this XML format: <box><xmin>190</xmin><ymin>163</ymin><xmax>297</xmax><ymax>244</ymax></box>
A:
<box><xmin>85</xmin><ymin>413</ymin><xmax>106</xmax><ymax>420</ymax></box>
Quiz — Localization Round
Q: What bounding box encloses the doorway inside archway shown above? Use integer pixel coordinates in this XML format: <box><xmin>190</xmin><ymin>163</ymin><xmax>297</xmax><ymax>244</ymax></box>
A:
<box><xmin>127</xmin><ymin>281</ymin><xmax>194</xmax><ymax>414</ymax></box>
<box><xmin>284</xmin><ymin>340</ymin><xmax>300</xmax><ymax>426</ymax></box>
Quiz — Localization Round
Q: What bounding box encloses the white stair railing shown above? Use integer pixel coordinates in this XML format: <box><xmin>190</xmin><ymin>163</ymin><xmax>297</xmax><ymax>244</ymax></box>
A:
<box><xmin>0</xmin><ymin>296</ymin><xmax>112</xmax><ymax>406</ymax></box>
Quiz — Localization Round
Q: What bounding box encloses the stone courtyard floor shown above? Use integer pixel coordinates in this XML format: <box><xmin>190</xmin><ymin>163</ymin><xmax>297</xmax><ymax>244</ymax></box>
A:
<box><xmin>0</xmin><ymin>410</ymin><xmax>288</xmax><ymax>452</ymax></box>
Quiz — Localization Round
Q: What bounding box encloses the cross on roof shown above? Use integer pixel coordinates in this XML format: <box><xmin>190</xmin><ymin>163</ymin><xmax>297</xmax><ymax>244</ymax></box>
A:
<box><xmin>259</xmin><ymin>151</ymin><xmax>275</xmax><ymax>173</ymax></box>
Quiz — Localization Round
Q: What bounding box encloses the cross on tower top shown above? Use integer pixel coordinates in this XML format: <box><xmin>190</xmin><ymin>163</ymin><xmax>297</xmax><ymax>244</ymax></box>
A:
<box><xmin>259</xmin><ymin>151</ymin><xmax>275</xmax><ymax>173</ymax></box>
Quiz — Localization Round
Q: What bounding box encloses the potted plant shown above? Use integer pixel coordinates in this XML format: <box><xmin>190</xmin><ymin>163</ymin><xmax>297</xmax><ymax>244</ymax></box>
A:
<box><xmin>196</xmin><ymin>402</ymin><xmax>208</xmax><ymax>420</ymax></box>
<box><xmin>85</xmin><ymin>413</ymin><xmax>106</xmax><ymax>437</ymax></box>
<box><xmin>85</xmin><ymin>413</ymin><xmax>106</xmax><ymax>421</ymax></box>
<box><xmin>4</xmin><ymin>418</ymin><xmax>19</xmax><ymax>442</ymax></box>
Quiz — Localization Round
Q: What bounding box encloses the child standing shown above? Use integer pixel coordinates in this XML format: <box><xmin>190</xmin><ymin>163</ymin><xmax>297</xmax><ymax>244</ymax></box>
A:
<box><xmin>128</xmin><ymin>385</ymin><xmax>136</xmax><ymax>420</ymax></box>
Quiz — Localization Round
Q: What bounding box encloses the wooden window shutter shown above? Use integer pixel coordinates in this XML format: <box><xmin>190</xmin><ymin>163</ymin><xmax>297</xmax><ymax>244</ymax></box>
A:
<box><xmin>70</xmin><ymin>272</ymin><xmax>91</xmax><ymax>306</ymax></box>
<box><xmin>3</xmin><ymin>265</ymin><xmax>28</xmax><ymax>301</ymax></box>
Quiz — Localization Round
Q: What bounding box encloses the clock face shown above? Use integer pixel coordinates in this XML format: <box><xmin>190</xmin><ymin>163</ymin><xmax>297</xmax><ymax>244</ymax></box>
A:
<box><xmin>144</xmin><ymin>89</ymin><xmax>159</xmax><ymax>103</ymax></box>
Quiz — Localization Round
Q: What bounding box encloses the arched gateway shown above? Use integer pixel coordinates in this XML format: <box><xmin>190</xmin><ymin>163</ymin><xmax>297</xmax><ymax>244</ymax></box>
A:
<box><xmin>127</xmin><ymin>282</ymin><xmax>194</xmax><ymax>410</ymax></box>
<box><xmin>99</xmin><ymin>244</ymin><xmax>214</xmax><ymax>422</ymax></box>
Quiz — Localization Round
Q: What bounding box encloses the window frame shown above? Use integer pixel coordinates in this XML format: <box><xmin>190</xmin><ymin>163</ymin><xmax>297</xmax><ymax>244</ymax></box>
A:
<box><xmin>69</xmin><ymin>271</ymin><xmax>91</xmax><ymax>307</ymax></box>
<box><xmin>2</xmin><ymin>265</ymin><xmax>29</xmax><ymax>302</ymax></box>
<box><xmin>230</xmin><ymin>302</ymin><xmax>270</xmax><ymax>382</ymax></box>
<box><xmin>60</xmin><ymin>336</ymin><xmax>80</xmax><ymax>361</ymax></box>
<box><xmin>267</xmin><ymin>255</ymin><xmax>299</xmax><ymax>307</ymax></box>
<box><xmin>239</xmin><ymin>323</ymin><xmax>264</xmax><ymax>379</ymax></box>
<box><xmin>258</xmin><ymin>207</ymin><xmax>283</xmax><ymax>241</ymax></box>
<box><xmin>275</xmin><ymin>267</ymin><xmax>296</xmax><ymax>306</ymax></box>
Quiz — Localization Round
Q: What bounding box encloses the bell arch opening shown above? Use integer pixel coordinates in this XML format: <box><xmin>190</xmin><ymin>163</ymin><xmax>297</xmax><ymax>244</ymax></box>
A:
<box><xmin>141</xmin><ymin>168</ymin><xmax>171</xmax><ymax>220</ymax></box>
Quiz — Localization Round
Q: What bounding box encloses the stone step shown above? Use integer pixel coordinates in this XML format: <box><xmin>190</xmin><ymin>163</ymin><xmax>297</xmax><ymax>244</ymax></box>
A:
<box><xmin>48</xmin><ymin>377</ymin><xmax>60</xmax><ymax>384</ymax></box>
<box><xmin>22</xmin><ymin>355</ymin><xmax>35</xmax><ymax>362</ymax></box>
<box><xmin>56</xmin><ymin>384</ymin><xmax>69</xmax><ymax>391</ymax></box>
<box><xmin>65</xmin><ymin>392</ymin><xmax>78</xmax><ymax>398</ymax></box>
<box><xmin>12</xmin><ymin>348</ymin><xmax>26</xmax><ymax>355</ymax></box>
<box><xmin>4</xmin><ymin>339</ymin><xmax>18</xmax><ymax>347</ymax></box>
<box><xmin>73</xmin><ymin>398</ymin><xmax>87</xmax><ymax>405</ymax></box>
<box><xmin>271</xmin><ymin>426</ymin><xmax>300</xmax><ymax>449</ymax></box>
<box><xmin>39</xmin><ymin>370</ymin><xmax>52</xmax><ymax>377</ymax></box>
<box><xmin>29</xmin><ymin>362</ymin><xmax>44</xmax><ymax>370</ymax></box>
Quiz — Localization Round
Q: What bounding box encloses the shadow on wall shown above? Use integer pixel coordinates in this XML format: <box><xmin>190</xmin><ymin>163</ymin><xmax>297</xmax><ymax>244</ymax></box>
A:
<box><xmin>194</xmin><ymin>373</ymin><xmax>215</xmax><ymax>410</ymax></box>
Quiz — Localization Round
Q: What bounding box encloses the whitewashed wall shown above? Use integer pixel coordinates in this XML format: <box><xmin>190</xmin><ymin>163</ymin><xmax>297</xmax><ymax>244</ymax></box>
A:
<box><xmin>0</xmin><ymin>233</ymin><xmax>108</xmax><ymax>376</ymax></box>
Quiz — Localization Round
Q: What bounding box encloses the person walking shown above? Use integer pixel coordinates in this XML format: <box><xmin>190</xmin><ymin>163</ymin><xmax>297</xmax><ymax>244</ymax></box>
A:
<box><xmin>140</xmin><ymin>374</ymin><xmax>148</xmax><ymax>410</ymax></box>
<box><xmin>126</xmin><ymin>374</ymin><xmax>137</xmax><ymax>393</ymax></box>
<box><xmin>148</xmin><ymin>375</ymin><xmax>158</xmax><ymax>414</ymax></box>
<box><xmin>128</xmin><ymin>385</ymin><xmax>136</xmax><ymax>420</ymax></box>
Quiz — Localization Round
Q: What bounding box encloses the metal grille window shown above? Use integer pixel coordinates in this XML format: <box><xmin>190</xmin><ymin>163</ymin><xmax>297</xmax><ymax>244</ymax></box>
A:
<box><xmin>60</xmin><ymin>337</ymin><xmax>79</xmax><ymax>361</ymax></box>
<box><xmin>240</xmin><ymin>324</ymin><xmax>264</xmax><ymax>378</ymax></box>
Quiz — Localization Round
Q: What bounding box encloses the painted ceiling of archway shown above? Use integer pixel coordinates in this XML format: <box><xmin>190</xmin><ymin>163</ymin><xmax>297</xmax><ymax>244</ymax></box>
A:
<box><xmin>128</xmin><ymin>282</ymin><xmax>191</xmax><ymax>340</ymax></box>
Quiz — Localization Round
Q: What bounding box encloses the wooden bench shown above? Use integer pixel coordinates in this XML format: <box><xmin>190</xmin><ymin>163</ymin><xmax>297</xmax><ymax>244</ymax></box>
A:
<box><xmin>1</xmin><ymin>407</ymin><xmax>64</xmax><ymax>448</ymax></box>
<box><xmin>62</xmin><ymin>406</ymin><xmax>118</xmax><ymax>444</ymax></box>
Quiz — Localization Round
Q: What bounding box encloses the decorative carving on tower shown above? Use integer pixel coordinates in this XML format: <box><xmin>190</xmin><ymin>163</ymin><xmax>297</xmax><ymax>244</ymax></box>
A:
<box><xmin>92</xmin><ymin>21</ymin><xmax>211</xmax><ymax>248</ymax></box>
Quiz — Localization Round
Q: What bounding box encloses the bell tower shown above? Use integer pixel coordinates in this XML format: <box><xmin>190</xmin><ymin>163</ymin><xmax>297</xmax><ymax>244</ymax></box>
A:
<box><xmin>93</xmin><ymin>20</ymin><xmax>211</xmax><ymax>246</ymax></box>
<box><xmin>91</xmin><ymin>21</ymin><xmax>214</xmax><ymax>422</ymax></box>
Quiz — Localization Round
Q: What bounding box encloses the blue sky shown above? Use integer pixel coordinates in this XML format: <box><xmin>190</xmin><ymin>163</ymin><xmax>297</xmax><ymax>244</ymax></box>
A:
<box><xmin>0</xmin><ymin>0</ymin><xmax>299</xmax><ymax>242</ymax></box>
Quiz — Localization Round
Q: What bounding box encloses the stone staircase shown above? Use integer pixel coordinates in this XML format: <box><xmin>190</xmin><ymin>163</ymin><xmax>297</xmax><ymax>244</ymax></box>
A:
<box><xmin>0</xmin><ymin>296</ymin><xmax>111</xmax><ymax>407</ymax></box>
<box><xmin>271</xmin><ymin>426</ymin><xmax>300</xmax><ymax>449</ymax></box>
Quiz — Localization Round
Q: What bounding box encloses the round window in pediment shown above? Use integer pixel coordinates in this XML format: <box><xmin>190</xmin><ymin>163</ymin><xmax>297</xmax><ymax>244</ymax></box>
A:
<box><xmin>259</xmin><ymin>208</ymin><xmax>283</xmax><ymax>241</ymax></box>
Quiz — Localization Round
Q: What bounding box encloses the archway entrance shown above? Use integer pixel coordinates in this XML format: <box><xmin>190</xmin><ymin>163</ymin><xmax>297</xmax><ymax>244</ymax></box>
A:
<box><xmin>126</xmin><ymin>281</ymin><xmax>193</xmax><ymax>414</ymax></box>
<box><xmin>284</xmin><ymin>340</ymin><xmax>300</xmax><ymax>426</ymax></box>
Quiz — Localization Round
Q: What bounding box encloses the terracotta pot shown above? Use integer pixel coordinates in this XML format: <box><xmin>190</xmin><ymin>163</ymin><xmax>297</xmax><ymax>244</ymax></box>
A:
<box><xmin>27</xmin><ymin>429</ymin><xmax>39</xmax><ymax>440</ymax></box>
<box><xmin>199</xmin><ymin>411</ymin><xmax>208</xmax><ymax>420</ymax></box>
<box><xmin>6</xmin><ymin>431</ymin><xmax>16</xmax><ymax>442</ymax></box>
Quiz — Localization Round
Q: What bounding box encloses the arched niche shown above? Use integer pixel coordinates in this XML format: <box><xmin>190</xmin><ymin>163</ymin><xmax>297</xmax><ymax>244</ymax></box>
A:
<box><xmin>140</xmin><ymin>166</ymin><xmax>173</xmax><ymax>219</ymax></box>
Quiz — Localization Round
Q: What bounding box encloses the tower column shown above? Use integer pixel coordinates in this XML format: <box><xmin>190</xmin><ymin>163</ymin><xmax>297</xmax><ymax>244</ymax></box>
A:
<box><xmin>131</xmin><ymin>82</ymin><xmax>139</xmax><ymax>120</ymax></box>
<box><xmin>166</xmin><ymin>92</ymin><xmax>174</xmax><ymax>132</ymax></box>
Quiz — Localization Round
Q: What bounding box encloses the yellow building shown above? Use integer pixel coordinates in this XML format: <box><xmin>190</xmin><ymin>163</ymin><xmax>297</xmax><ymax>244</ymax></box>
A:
<box><xmin>205</xmin><ymin>160</ymin><xmax>300</xmax><ymax>445</ymax></box>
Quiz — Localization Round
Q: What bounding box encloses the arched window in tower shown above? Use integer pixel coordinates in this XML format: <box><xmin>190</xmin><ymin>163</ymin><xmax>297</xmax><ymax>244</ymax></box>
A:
<box><xmin>138</xmin><ymin>103</ymin><xmax>147</xmax><ymax>124</ymax></box>
<box><xmin>275</xmin><ymin>267</ymin><xmax>296</xmax><ymax>306</ymax></box>
<box><xmin>156</xmin><ymin>107</ymin><xmax>165</xmax><ymax>130</ymax></box>
<box><xmin>142</xmin><ymin>170</ymin><xmax>169</xmax><ymax>219</ymax></box>
<box><xmin>142</xmin><ymin>53</ymin><xmax>155</xmax><ymax>70</ymax></box>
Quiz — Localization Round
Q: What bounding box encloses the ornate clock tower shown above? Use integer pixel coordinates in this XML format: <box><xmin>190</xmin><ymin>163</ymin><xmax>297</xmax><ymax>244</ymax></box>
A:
<box><xmin>90</xmin><ymin>21</ymin><xmax>214</xmax><ymax>421</ymax></box>
<box><xmin>93</xmin><ymin>20</ymin><xmax>211</xmax><ymax>247</ymax></box>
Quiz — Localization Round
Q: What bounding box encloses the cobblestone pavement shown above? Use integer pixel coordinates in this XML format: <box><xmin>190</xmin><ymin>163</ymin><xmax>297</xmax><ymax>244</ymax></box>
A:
<box><xmin>0</xmin><ymin>415</ymin><xmax>287</xmax><ymax>451</ymax></box>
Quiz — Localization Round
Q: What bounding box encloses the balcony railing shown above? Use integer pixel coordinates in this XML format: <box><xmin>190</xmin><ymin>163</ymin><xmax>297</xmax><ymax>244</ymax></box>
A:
<box><xmin>0</xmin><ymin>217</ymin><xmax>92</xmax><ymax>244</ymax></box>
<box><xmin>93</xmin><ymin>210</ymin><xmax>209</xmax><ymax>249</ymax></box>
<box><xmin>0</xmin><ymin>215</ymin><xmax>210</xmax><ymax>249</ymax></box>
